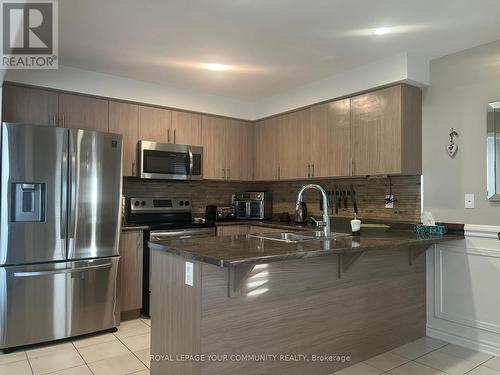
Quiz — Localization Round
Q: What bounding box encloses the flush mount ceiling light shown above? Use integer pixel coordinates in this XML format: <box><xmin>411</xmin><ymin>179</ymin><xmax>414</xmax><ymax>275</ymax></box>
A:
<box><xmin>201</xmin><ymin>63</ymin><xmax>231</xmax><ymax>71</ymax></box>
<box><xmin>374</xmin><ymin>27</ymin><xmax>391</xmax><ymax>35</ymax></box>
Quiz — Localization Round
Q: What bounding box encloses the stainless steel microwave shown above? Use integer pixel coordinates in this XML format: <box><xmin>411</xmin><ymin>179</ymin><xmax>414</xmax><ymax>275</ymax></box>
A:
<box><xmin>138</xmin><ymin>141</ymin><xmax>203</xmax><ymax>180</ymax></box>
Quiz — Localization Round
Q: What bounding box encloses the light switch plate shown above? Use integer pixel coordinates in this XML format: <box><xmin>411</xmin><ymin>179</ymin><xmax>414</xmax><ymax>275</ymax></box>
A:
<box><xmin>185</xmin><ymin>261</ymin><xmax>194</xmax><ymax>286</ymax></box>
<box><xmin>465</xmin><ymin>193</ymin><xmax>475</xmax><ymax>209</ymax></box>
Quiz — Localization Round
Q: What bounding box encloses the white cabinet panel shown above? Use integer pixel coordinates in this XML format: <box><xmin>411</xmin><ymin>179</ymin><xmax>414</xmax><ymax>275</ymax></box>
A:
<box><xmin>436</xmin><ymin>245</ymin><xmax>500</xmax><ymax>333</ymax></box>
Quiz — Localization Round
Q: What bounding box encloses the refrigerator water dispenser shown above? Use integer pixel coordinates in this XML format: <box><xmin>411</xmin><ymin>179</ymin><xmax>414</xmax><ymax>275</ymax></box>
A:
<box><xmin>12</xmin><ymin>183</ymin><xmax>46</xmax><ymax>222</ymax></box>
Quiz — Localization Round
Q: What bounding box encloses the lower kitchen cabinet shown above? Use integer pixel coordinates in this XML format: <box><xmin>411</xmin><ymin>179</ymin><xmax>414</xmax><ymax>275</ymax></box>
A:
<box><xmin>118</xmin><ymin>230</ymin><xmax>143</xmax><ymax>314</ymax></box>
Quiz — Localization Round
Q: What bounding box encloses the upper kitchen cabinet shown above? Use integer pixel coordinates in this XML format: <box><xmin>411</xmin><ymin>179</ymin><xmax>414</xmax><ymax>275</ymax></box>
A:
<box><xmin>171</xmin><ymin>111</ymin><xmax>202</xmax><ymax>146</ymax></box>
<box><xmin>138</xmin><ymin>105</ymin><xmax>170</xmax><ymax>143</ymax></box>
<box><xmin>201</xmin><ymin>115</ymin><xmax>253</xmax><ymax>180</ymax></box>
<box><xmin>226</xmin><ymin>120</ymin><xmax>254</xmax><ymax>181</ymax></box>
<box><xmin>309</xmin><ymin>99</ymin><xmax>351</xmax><ymax>177</ymax></box>
<box><xmin>279</xmin><ymin>108</ymin><xmax>310</xmax><ymax>180</ymax></box>
<box><xmin>254</xmin><ymin>109</ymin><xmax>310</xmax><ymax>181</ymax></box>
<box><xmin>350</xmin><ymin>84</ymin><xmax>422</xmax><ymax>176</ymax></box>
<box><xmin>201</xmin><ymin>115</ymin><xmax>228</xmax><ymax>180</ymax></box>
<box><xmin>109</xmin><ymin>101</ymin><xmax>139</xmax><ymax>177</ymax></box>
<box><xmin>254</xmin><ymin>117</ymin><xmax>280</xmax><ymax>181</ymax></box>
<box><xmin>2</xmin><ymin>84</ymin><xmax>58</xmax><ymax>126</ymax></box>
<box><xmin>58</xmin><ymin>93</ymin><xmax>109</xmax><ymax>132</ymax></box>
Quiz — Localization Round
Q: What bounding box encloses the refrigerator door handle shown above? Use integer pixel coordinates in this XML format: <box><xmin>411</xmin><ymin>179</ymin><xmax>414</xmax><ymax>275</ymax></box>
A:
<box><xmin>68</xmin><ymin>133</ymin><xmax>77</xmax><ymax>241</ymax></box>
<box><xmin>60</xmin><ymin>133</ymin><xmax>68</xmax><ymax>240</ymax></box>
<box><xmin>13</xmin><ymin>263</ymin><xmax>113</xmax><ymax>277</ymax></box>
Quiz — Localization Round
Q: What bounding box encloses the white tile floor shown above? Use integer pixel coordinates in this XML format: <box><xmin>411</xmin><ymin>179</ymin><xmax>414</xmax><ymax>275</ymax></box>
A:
<box><xmin>1</xmin><ymin>322</ymin><xmax>499</xmax><ymax>375</ymax></box>
<box><xmin>335</xmin><ymin>337</ymin><xmax>500</xmax><ymax>375</ymax></box>
<box><xmin>0</xmin><ymin>318</ymin><xmax>151</xmax><ymax>375</ymax></box>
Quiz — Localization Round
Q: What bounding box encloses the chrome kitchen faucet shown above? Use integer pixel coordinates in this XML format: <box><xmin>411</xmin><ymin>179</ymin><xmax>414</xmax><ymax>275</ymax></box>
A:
<box><xmin>296</xmin><ymin>184</ymin><xmax>331</xmax><ymax>236</ymax></box>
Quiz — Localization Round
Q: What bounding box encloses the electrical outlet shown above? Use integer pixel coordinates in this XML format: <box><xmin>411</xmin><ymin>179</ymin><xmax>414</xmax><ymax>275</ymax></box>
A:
<box><xmin>185</xmin><ymin>261</ymin><xmax>194</xmax><ymax>286</ymax></box>
<box><xmin>385</xmin><ymin>195</ymin><xmax>394</xmax><ymax>209</ymax></box>
<box><xmin>465</xmin><ymin>193</ymin><xmax>475</xmax><ymax>209</ymax></box>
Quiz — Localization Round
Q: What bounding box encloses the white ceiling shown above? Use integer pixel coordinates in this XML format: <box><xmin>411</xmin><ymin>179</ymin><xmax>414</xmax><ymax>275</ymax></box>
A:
<box><xmin>56</xmin><ymin>0</ymin><xmax>500</xmax><ymax>101</ymax></box>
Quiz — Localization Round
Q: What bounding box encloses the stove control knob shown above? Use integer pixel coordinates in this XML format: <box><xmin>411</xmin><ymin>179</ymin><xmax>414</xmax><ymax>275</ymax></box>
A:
<box><xmin>179</xmin><ymin>201</ymin><xmax>184</xmax><ymax>206</ymax></box>
<box><xmin>140</xmin><ymin>201</ymin><xmax>146</xmax><ymax>207</ymax></box>
<box><xmin>184</xmin><ymin>201</ymin><xmax>190</xmax><ymax>206</ymax></box>
<box><xmin>133</xmin><ymin>201</ymin><xmax>140</xmax><ymax>207</ymax></box>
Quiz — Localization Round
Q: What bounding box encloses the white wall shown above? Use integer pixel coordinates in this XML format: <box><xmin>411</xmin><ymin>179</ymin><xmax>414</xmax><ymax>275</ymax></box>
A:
<box><xmin>427</xmin><ymin>225</ymin><xmax>500</xmax><ymax>356</ymax></box>
<box><xmin>3</xmin><ymin>65</ymin><xmax>255</xmax><ymax>120</ymax></box>
<box><xmin>3</xmin><ymin>54</ymin><xmax>430</xmax><ymax>121</ymax></box>
<box><xmin>422</xmin><ymin>40</ymin><xmax>500</xmax><ymax>225</ymax></box>
<box><xmin>252</xmin><ymin>53</ymin><xmax>429</xmax><ymax>119</ymax></box>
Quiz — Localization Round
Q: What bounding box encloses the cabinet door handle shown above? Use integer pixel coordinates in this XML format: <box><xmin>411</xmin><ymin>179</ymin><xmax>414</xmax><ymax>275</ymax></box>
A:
<box><xmin>132</xmin><ymin>161</ymin><xmax>136</xmax><ymax>176</ymax></box>
<box><xmin>167</xmin><ymin>129</ymin><xmax>170</xmax><ymax>143</ymax></box>
<box><xmin>137</xmin><ymin>234</ymin><xmax>141</xmax><ymax>259</ymax></box>
<box><xmin>61</xmin><ymin>114</ymin><xmax>65</xmax><ymax>127</ymax></box>
<box><xmin>278</xmin><ymin>166</ymin><xmax>281</xmax><ymax>180</ymax></box>
<box><xmin>312</xmin><ymin>163</ymin><xmax>315</xmax><ymax>178</ymax></box>
<box><xmin>173</xmin><ymin>129</ymin><xmax>176</xmax><ymax>144</ymax></box>
<box><xmin>222</xmin><ymin>168</ymin><xmax>226</xmax><ymax>180</ymax></box>
<box><xmin>307</xmin><ymin>163</ymin><xmax>310</xmax><ymax>178</ymax></box>
<box><xmin>351</xmin><ymin>160</ymin><xmax>356</xmax><ymax>176</ymax></box>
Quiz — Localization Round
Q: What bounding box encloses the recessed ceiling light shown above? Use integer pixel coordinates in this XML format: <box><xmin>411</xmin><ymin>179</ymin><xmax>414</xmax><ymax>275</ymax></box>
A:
<box><xmin>374</xmin><ymin>27</ymin><xmax>391</xmax><ymax>35</ymax></box>
<box><xmin>201</xmin><ymin>63</ymin><xmax>230</xmax><ymax>71</ymax></box>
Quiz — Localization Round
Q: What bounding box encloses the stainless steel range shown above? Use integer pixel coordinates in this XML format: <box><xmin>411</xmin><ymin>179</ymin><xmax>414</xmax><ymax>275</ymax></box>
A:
<box><xmin>0</xmin><ymin>123</ymin><xmax>123</xmax><ymax>350</ymax></box>
<box><xmin>125</xmin><ymin>197</ymin><xmax>215</xmax><ymax>316</ymax></box>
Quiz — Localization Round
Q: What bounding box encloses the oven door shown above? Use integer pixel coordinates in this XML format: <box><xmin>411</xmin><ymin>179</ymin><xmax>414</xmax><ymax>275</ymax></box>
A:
<box><xmin>139</xmin><ymin>141</ymin><xmax>203</xmax><ymax>180</ymax></box>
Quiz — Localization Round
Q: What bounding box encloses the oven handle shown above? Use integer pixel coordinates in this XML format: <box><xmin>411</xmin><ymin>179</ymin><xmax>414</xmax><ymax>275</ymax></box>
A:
<box><xmin>150</xmin><ymin>228</ymin><xmax>215</xmax><ymax>241</ymax></box>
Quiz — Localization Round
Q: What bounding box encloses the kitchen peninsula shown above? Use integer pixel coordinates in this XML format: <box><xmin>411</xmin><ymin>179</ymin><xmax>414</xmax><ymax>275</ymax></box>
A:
<box><xmin>148</xmin><ymin>229</ymin><xmax>462</xmax><ymax>375</ymax></box>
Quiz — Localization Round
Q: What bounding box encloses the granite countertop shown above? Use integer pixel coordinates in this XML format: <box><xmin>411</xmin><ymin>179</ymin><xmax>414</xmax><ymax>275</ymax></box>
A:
<box><xmin>148</xmin><ymin>230</ymin><xmax>464</xmax><ymax>267</ymax></box>
<box><xmin>213</xmin><ymin>217</ymin><xmax>464</xmax><ymax>234</ymax></box>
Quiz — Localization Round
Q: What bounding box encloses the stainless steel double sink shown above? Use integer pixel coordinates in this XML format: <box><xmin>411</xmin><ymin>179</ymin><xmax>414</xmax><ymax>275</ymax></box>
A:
<box><xmin>249</xmin><ymin>231</ymin><xmax>350</xmax><ymax>243</ymax></box>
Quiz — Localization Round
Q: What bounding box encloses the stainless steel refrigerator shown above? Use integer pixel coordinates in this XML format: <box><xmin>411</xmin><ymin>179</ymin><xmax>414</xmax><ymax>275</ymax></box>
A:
<box><xmin>0</xmin><ymin>123</ymin><xmax>123</xmax><ymax>350</ymax></box>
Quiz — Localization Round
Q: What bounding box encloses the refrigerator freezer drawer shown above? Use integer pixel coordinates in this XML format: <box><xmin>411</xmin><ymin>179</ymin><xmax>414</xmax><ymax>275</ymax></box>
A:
<box><xmin>0</xmin><ymin>257</ymin><xmax>119</xmax><ymax>349</ymax></box>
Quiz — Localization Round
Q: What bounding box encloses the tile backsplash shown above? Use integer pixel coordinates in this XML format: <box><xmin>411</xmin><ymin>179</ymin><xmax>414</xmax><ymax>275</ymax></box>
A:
<box><xmin>123</xmin><ymin>175</ymin><xmax>421</xmax><ymax>222</ymax></box>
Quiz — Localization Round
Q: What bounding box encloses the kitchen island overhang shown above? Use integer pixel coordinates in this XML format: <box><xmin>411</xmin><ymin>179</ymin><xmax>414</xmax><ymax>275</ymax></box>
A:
<box><xmin>149</xmin><ymin>232</ymin><xmax>462</xmax><ymax>375</ymax></box>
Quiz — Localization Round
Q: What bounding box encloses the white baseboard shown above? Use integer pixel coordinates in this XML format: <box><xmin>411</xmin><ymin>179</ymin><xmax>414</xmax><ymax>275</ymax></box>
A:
<box><xmin>427</xmin><ymin>325</ymin><xmax>500</xmax><ymax>357</ymax></box>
